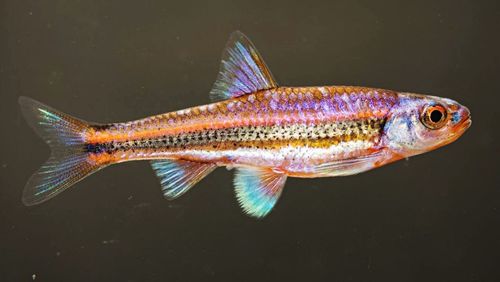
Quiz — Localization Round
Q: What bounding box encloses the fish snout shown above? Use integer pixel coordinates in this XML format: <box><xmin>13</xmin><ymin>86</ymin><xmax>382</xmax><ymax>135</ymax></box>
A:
<box><xmin>450</xmin><ymin>104</ymin><xmax>471</xmax><ymax>132</ymax></box>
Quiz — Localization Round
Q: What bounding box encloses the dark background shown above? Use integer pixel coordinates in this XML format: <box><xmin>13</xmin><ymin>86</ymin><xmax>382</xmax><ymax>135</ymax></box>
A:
<box><xmin>1</xmin><ymin>0</ymin><xmax>499</xmax><ymax>281</ymax></box>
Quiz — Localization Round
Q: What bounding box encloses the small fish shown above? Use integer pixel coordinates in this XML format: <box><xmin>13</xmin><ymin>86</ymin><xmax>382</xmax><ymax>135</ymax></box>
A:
<box><xmin>19</xmin><ymin>31</ymin><xmax>471</xmax><ymax>218</ymax></box>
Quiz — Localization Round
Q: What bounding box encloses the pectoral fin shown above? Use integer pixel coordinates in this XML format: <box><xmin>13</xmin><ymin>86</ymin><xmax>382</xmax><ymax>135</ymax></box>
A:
<box><xmin>313</xmin><ymin>151</ymin><xmax>385</xmax><ymax>177</ymax></box>
<box><xmin>233</xmin><ymin>167</ymin><xmax>287</xmax><ymax>218</ymax></box>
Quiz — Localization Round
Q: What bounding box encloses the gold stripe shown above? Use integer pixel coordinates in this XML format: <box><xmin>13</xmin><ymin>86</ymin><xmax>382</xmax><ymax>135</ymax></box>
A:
<box><xmin>104</xmin><ymin>118</ymin><xmax>384</xmax><ymax>153</ymax></box>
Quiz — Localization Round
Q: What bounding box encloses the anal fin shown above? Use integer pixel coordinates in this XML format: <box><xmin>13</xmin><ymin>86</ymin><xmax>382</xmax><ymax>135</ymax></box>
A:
<box><xmin>150</xmin><ymin>159</ymin><xmax>217</xmax><ymax>199</ymax></box>
<box><xmin>234</xmin><ymin>167</ymin><xmax>287</xmax><ymax>218</ymax></box>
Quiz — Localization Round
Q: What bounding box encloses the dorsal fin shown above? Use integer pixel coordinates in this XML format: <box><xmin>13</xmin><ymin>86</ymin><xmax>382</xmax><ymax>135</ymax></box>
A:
<box><xmin>209</xmin><ymin>31</ymin><xmax>278</xmax><ymax>102</ymax></box>
<box><xmin>233</xmin><ymin>167</ymin><xmax>287</xmax><ymax>218</ymax></box>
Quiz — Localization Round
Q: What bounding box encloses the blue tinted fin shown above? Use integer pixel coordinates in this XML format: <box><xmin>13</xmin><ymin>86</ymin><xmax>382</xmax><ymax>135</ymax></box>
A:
<box><xmin>233</xmin><ymin>167</ymin><xmax>287</xmax><ymax>218</ymax></box>
<box><xmin>150</xmin><ymin>159</ymin><xmax>217</xmax><ymax>199</ymax></box>
<box><xmin>19</xmin><ymin>96</ymin><xmax>105</xmax><ymax>206</ymax></box>
<box><xmin>209</xmin><ymin>31</ymin><xmax>278</xmax><ymax>101</ymax></box>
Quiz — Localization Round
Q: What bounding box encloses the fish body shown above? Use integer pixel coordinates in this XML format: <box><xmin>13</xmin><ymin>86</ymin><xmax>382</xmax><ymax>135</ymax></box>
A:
<box><xmin>85</xmin><ymin>86</ymin><xmax>396</xmax><ymax>177</ymax></box>
<box><xmin>19</xmin><ymin>31</ymin><xmax>471</xmax><ymax>218</ymax></box>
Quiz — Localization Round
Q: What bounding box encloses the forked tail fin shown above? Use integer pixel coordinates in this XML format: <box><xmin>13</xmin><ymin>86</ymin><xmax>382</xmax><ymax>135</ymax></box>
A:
<box><xmin>19</xmin><ymin>97</ymin><xmax>104</xmax><ymax>206</ymax></box>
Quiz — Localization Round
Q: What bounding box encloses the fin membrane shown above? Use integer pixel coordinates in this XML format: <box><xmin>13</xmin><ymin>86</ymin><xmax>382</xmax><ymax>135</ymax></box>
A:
<box><xmin>313</xmin><ymin>151</ymin><xmax>384</xmax><ymax>176</ymax></box>
<box><xmin>19</xmin><ymin>96</ymin><xmax>103</xmax><ymax>206</ymax></box>
<box><xmin>210</xmin><ymin>31</ymin><xmax>278</xmax><ymax>101</ymax></box>
<box><xmin>234</xmin><ymin>167</ymin><xmax>287</xmax><ymax>218</ymax></box>
<box><xmin>150</xmin><ymin>159</ymin><xmax>217</xmax><ymax>199</ymax></box>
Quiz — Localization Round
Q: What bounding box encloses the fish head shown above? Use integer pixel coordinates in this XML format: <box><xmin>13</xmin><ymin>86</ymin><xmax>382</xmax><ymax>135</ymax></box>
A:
<box><xmin>382</xmin><ymin>93</ymin><xmax>471</xmax><ymax>157</ymax></box>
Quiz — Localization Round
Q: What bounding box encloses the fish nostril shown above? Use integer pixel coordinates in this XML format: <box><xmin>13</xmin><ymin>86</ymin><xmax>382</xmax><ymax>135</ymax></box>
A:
<box><xmin>451</xmin><ymin>112</ymin><xmax>462</xmax><ymax>123</ymax></box>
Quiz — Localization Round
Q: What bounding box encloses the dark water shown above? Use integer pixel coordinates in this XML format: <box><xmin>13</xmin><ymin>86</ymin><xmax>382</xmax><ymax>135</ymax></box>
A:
<box><xmin>1</xmin><ymin>0</ymin><xmax>499</xmax><ymax>281</ymax></box>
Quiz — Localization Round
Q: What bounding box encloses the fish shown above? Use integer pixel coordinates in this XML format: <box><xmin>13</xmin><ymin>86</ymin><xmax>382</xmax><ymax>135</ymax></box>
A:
<box><xmin>19</xmin><ymin>31</ymin><xmax>471</xmax><ymax>218</ymax></box>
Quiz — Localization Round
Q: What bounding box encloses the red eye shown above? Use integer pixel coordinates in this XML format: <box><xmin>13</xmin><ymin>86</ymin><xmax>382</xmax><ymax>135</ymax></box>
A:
<box><xmin>421</xmin><ymin>104</ymin><xmax>447</xmax><ymax>129</ymax></box>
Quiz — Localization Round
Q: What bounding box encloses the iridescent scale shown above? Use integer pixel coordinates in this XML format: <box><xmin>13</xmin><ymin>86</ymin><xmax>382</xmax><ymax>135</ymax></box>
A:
<box><xmin>85</xmin><ymin>86</ymin><xmax>397</xmax><ymax>176</ymax></box>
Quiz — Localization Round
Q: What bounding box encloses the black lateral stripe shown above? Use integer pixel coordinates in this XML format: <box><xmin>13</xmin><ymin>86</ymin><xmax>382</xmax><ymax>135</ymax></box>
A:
<box><xmin>84</xmin><ymin>143</ymin><xmax>106</xmax><ymax>154</ymax></box>
<box><xmin>91</xmin><ymin>118</ymin><xmax>386</xmax><ymax>153</ymax></box>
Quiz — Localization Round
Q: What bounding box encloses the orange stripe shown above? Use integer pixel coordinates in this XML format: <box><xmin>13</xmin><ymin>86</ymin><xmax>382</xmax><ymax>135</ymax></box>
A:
<box><xmin>85</xmin><ymin>86</ymin><xmax>396</xmax><ymax>144</ymax></box>
<box><xmin>85</xmin><ymin>111</ymin><xmax>388</xmax><ymax>144</ymax></box>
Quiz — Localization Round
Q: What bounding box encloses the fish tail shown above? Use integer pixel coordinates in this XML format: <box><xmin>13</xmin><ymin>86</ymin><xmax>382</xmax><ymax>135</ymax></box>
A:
<box><xmin>19</xmin><ymin>96</ymin><xmax>105</xmax><ymax>206</ymax></box>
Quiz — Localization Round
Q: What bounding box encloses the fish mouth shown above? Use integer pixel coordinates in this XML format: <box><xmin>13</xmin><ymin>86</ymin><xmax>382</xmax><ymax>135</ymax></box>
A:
<box><xmin>459</xmin><ymin>118</ymin><xmax>472</xmax><ymax>131</ymax></box>
<box><xmin>436</xmin><ymin>117</ymin><xmax>471</xmax><ymax>148</ymax></box>
<box><xmin>442</xmin><ymin>105</ymin><xmax>471</xmax><ymax>146</ymax></box>
<box><xmin>449</xmin><ymin>115</ymin><xmax>471</xmax><ymax>141</ymax></box>
<box><xmin>452</xmin><ymin>105</ymin><xmax>472</xmax><ymax>133</ymax></box>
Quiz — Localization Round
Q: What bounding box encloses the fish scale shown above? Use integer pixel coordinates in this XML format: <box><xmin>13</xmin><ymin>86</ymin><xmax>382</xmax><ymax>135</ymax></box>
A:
<box><xmin>83</xmin><ymin>86</ymin><xmax>394</xmax><ymax>172</ymax></box>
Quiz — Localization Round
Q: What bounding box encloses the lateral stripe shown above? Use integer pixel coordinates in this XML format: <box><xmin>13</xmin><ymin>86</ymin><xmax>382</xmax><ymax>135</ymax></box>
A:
<box><xmin>86</xmin><ymin>118</ymin><xmax>385</xmax><ymax>153</ymax></box>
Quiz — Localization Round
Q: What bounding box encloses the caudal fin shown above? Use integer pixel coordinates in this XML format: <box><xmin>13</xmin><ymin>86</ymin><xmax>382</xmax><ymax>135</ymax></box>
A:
<box><xmin>19</xmin><ymin>97</ymin><xmax>104</xmax><ymax>206</ymax></box>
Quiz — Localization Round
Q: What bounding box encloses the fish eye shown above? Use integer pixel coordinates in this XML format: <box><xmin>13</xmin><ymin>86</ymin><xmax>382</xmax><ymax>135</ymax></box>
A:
<box><xmin>421</xmin><ymin>104</ymin><xmax>447</xmax><ymax>129</ymax></box>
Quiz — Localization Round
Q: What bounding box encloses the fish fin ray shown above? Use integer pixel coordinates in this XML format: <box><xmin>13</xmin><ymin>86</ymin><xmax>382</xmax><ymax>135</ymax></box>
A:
<box><xmin>150</xmin><ymin>159</ymin><xmax>217</xmax><ymax>199</ymax></box>
<box><xmin>210</xmin><ymin>31</ymin><xmax>278</xmax><ymax>101</ymax></box>
<box><xmin>233</xmin><ymin>166</ymin><xmax>286</xmax><ymax>218</ymax></box>
<box><xmin>314</xmin><ymin>151</ymin><xmax>385</xmax><ymax>176</ymax></box>
<box><xmin>19</xmin><ymin>96</ymin><xmax>104</xmax><ymax>205</ymax></box>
